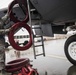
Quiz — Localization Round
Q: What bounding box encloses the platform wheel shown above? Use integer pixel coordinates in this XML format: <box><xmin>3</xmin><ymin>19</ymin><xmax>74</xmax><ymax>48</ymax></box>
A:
<box><xmin>67</xmin><ymin>65</ymin><xmax>76</xmax><ymax>75</ymax></box>
<box><xmin>64</xmin><ymin>34</ymin><xmax>76</xmax><ymax>65</ymax></box>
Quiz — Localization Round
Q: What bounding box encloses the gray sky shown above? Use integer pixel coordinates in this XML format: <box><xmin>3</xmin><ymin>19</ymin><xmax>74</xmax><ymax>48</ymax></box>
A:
<box><xmin>0</xmin><ymin>0</ymin><xmax>13</xmax><ymax>9</ymax></box>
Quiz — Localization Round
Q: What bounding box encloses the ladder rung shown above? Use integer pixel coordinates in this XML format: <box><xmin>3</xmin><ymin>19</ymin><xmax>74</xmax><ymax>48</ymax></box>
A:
<box><xmin>30</xmin><ymin>9</ymin><xmax>36</xmax><ymax>12</ymax></box>
<box><xmin>34</xmin><ymin>45</ymin><xmax>43</xmax><ymax>47</ymax></box>
<box><xmin>36</xmin><ymin>53</ymin><xmax>44</xmax><ymax>56</ymax></box>
<box><xmin>31</xmin><ymin>18</ymin><xmax>40</xmax><ymax>21</ymax></box>
<box><xmin>32</xmin><ymin>27</ymin><xmax>41</xmax><ymax>29</ymax></box>
<box><xmin>34</xmin><ymin>35</ymin><xmax>42</xmax><ymax>38</ymax></box>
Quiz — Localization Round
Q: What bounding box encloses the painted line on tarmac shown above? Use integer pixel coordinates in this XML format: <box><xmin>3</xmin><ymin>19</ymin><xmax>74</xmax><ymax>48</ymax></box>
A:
<box><xmin>46</xmin><ymin>54</ymin><xmax>67</xmax><ymax>60</ymax></box>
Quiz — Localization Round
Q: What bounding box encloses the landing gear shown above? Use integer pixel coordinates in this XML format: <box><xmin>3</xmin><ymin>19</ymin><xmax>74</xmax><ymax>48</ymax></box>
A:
<box><xmin>64</xmin><ymin>34</ymin><xmax>76</xmax><ymax>65</ymax></box>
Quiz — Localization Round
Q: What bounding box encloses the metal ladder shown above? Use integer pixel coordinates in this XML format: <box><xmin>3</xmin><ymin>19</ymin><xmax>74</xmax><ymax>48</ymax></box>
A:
<box><xmin>27</xmin><ymin>0</ymin><xmax>45</xmax><ymax>59</ymax></box>
<box><xmin>32</xmin><ymin>23</ymin><xmax>45</xmax><ymax>59</ymax></box>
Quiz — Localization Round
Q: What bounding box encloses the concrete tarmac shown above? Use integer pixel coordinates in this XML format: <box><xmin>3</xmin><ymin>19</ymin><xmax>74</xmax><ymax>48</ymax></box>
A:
<box><xmin>5</xmin><ymin>39</ymin><xmax>75</xmax><ymax>75</ymax></box>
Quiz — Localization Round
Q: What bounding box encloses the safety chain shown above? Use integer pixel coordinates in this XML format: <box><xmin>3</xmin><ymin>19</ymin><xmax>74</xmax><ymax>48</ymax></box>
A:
<box><xmin>7</xmin><ymin>0</ymin><xmax>32</xmax><ymax>51</ymax></box>
<box><xmin>6</xmin><ymin>1</ymin><xmax>39</xmax><ymax>75</ymax></box>
<box><xmin>5</xmin><ymin>58</ymin><xmax>39</xmax><ymax>75</ymax></box>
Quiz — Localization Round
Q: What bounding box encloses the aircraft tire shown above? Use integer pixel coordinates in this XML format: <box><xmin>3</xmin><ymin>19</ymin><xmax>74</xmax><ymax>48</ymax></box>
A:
<box><xmin>64</xmin><ymin>34</ymin><xmax>76</xmax><ymax>65</ymax></box>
